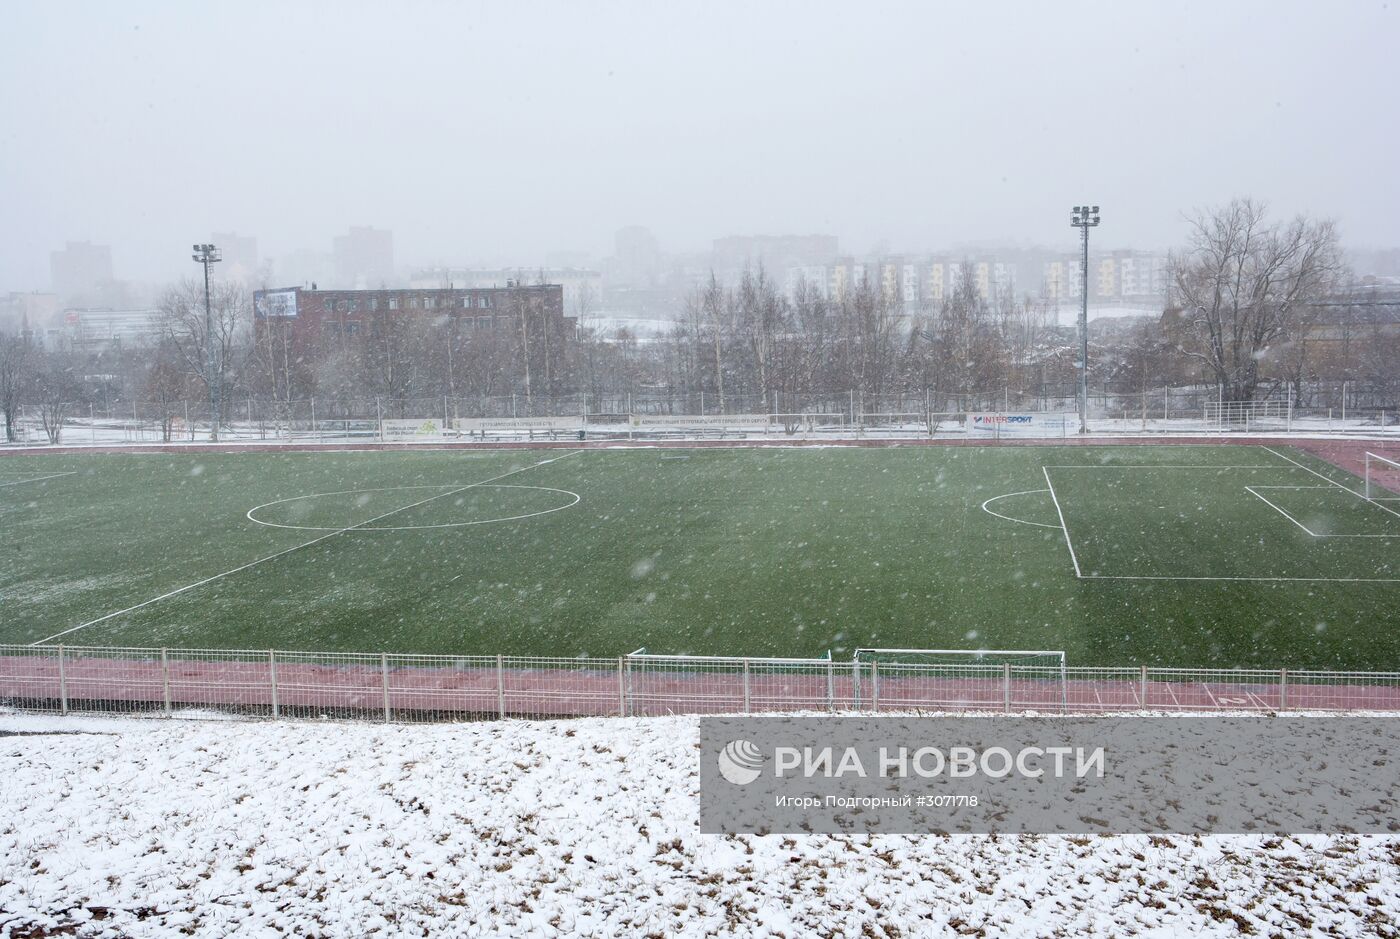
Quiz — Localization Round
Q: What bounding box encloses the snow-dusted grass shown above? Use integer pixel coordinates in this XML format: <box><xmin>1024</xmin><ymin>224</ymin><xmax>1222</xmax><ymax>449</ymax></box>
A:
<box><xmin>2</xmin><ymin>713</ymin><xmax>1397</xmax><ymax>937</ymax></box>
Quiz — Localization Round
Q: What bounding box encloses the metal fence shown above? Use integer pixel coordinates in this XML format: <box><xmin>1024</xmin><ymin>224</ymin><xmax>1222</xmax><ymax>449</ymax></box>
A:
<box><xmin>10</xmin><ymin>381</ymin><xmax>1399</xmax><ymax>447</ymax></box>
<box><xmin>4</xmin><ymin>645</ymin><xmax>1400</xmax><ymax>723</ymax></box>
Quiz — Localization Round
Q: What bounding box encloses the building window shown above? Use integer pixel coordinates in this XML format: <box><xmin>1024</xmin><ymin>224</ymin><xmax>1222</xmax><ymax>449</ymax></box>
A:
<box><xmin>462</xmin><ymin>297</ymin><xmax>471</xmax><ymax>308</ymax></box>
<box><xmin>336</xmin><ymin>299</ymin><xmax>349</xmax><ymax>313</ymax></box>
<box><xmin>409</xmin><ymin>297</ymin><xmax>420</xmax><ymax>309</ymax></box>
<box><xmin>425</xmin><ymin>296</ymin><xmax>436</xmax><ymax>309</ymax></box>
<box><xmin>368</xmin><ymin>298</ymin><xmax>379</xmax><ymax>311</ymax></box>
<box><xmin>388</xmin><ymin>298</ymin><xmax>398</xmax><ymax>310</ymax></box>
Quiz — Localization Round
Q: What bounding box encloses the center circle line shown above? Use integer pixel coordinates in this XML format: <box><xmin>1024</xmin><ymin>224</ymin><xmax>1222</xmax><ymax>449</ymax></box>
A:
<box><xmin>245</xmin><ymin>484</ymin><xmax>581</xmax><ymax>532</ymax></box>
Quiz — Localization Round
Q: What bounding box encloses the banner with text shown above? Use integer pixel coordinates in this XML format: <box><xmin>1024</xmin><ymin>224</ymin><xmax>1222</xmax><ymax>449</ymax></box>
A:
<box><xmin>380</xmin><ymin>418</ymin><xmax>447</xmax><ymax>439</ymax></box>
<box><xmin>627</xmin><ymin>414</ymin><xmax>767</xmax><ymax>428</ymax></box>
<box><xmin>967</xmin><ymin>413</ymin><xmax>1074</xmax><ymax>437</ymax></box>
<box><xmin>454</xmin><ymin>417</ymin><xmax>581</xmax><ymax>433</ymax></box>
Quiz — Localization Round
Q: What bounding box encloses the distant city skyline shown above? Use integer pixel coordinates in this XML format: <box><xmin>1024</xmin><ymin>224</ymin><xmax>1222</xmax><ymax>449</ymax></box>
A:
<box><xmin>3</xmin><ymin>2</ymin><xmax>1396</xmax><ymax>292</ymax></box>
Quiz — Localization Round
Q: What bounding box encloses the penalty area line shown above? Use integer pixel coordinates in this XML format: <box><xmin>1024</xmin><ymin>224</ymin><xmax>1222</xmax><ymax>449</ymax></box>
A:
<box><xmin>1041</xmin><ymin>467</ymin><xmax>1082</xmax><ymax>578</ymax></box>
<box><xmin>1263</xmin><ymin>445</ymin><xmax>1400</xmax><ymax>523</ymax></box>
<box><xmin>30</xmin><ymin>450</ymin><xmax>583</xmax><ymax>646</ymax></box>
<box><xmin>1245</xmin><ymin>486</ymin><xmax>1319</xmax><ymax>536</ymax></box>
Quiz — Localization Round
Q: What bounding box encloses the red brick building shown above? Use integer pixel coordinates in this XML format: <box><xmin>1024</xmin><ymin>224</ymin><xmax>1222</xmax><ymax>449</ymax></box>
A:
<box><xmin>255</xmin><ymin>284</ymin><xmax>571</xmax><ymax>337</ymax></box>
<box><xmin>254</xmin><ymin>283</ymin><xmax>576</xmax><ymax>393</ymax></box>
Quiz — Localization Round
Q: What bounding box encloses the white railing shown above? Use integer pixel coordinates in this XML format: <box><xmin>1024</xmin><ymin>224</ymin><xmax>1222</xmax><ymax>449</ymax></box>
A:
<box><xmin>3</xmin><ymin>645</ymin><xmax>1400</xmax><ymax>723</ymax></box>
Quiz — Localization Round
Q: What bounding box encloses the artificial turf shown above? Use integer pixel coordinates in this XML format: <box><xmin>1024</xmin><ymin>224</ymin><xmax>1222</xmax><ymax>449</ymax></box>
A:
<box><xmin>1</xmin><ymin>443</ymin><xmax>1397</xmax><ymax>669</ymax></box>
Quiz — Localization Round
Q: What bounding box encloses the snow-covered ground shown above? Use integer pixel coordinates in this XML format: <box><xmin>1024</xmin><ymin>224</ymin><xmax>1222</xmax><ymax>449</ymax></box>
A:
<box><xmin>2</xmin><ymin>712</ymin><xmax>1398</xmax><ymax>937</ymax></box>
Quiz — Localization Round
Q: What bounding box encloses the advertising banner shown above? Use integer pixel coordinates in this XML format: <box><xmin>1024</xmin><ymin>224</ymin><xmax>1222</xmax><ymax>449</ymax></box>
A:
<box><xmin>628</xmin><ymin>414</ymin><xmax>767</xmax><ymax>428</ymax></box>
<box><xmin>967</xmin><ymin>413</ymin><xmax>1074</xmax><ymax>437</ymax></box>
<box><xmin>380</xmin><ymin>418</ymin><xmax>446</xmax><ymax>439</ymax></box>
<box><xmin>254</xmin><ymin>289</ymin><xmax>299</xmax><ymax>318</ymax></box>
<box><xmin>455</xmin><ymin>417</ymin><xmax>581</xmax><ymax>433</ymax></box>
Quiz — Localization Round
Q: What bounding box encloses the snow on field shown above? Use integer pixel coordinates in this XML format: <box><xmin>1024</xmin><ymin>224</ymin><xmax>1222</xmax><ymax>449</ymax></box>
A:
<box><xmin>2</xmin><ymin>712</ymin><xmax>1398</xmax><ymax>937</ymax></box>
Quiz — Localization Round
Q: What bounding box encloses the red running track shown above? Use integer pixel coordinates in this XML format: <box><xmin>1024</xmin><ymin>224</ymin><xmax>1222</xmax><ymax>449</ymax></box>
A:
<box><xmin>3</xmin><ymin>655</ymin><xmax>1398</xmax><ymax>720</ymax></box>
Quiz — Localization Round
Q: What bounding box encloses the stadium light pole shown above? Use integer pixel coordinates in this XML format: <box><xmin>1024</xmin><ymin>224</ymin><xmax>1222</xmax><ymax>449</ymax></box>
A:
<box><xmin>192</xmin><ymin>244</ymin><xmax>222</xmax><ymax>441</ymax></box>
<box><xmin>1070</xmin><ymin>205</ymin><xmax>1100</xmax><ymax>434</ymax></box>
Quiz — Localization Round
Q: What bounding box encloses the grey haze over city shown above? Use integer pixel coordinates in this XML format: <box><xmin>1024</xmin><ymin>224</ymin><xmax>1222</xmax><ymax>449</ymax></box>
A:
<box><xmin>2</xmin><ymin>0</ymin><xmax>1397</xmax><ymax>299</ymax></box>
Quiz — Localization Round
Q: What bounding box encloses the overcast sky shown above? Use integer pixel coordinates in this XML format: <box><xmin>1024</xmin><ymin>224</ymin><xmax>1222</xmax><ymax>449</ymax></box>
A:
<box><xmin>1</xmin><ymin>0</ymin><xmax>1396</xmax><ymax>289</ymax></box>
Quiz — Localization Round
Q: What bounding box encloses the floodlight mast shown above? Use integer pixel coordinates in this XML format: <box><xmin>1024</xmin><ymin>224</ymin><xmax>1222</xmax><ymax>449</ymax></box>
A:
<box><xmin>191</xmin><ymin>244</ymin><xmax>222</xmax><ymax>441</ymax></box>
<box><xmin>1069</xmin><ymin>206</ymin><xmax>1100</xmax><ymax>434</ymax></box>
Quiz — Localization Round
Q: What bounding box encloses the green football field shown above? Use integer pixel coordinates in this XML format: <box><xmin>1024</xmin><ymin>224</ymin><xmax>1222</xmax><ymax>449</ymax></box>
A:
<box><xmin>1</xmin><ymin>443</ymin><xmax>1398</xmax><ymax>669</ymax></box>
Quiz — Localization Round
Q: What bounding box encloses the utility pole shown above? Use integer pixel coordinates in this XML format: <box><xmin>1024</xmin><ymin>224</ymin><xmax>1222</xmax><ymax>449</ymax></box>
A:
<box><xmin>1069</xmin><ymin>206</ymin><xmax>1101</xmax><ymax>434</ymax></box>
<box><xmin>192</xmin><ymin>244</ymin><xmax>222</xmax><ymax>441</ymax></box>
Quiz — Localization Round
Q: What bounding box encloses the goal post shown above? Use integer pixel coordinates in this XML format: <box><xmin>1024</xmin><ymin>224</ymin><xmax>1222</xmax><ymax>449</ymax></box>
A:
<box><xmin>853</xmin><ymin>648</ymin><xmax>1068</xmax><ymax>712</ymax></box>
<box><xmin>1364</xmin><ymin>452</ymin><xmax>1400</xmax><ymax>501</ymax></box>
<box><xmin>854</xmin><ymin>647</ymin><xmax>1065</xmax><ymax>669</ymax></box>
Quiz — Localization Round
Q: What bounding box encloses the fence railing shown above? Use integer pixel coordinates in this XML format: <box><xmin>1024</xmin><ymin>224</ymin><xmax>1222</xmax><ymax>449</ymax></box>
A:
<box><xmin>4</xmin><ymin>645</ymin><xmax>1400</xmax><ymax>723</ymax></box>
<box><xmin>8</xmin><ymin>382</ymin><xmax>1398</xmax><ymax>446</ymax></box>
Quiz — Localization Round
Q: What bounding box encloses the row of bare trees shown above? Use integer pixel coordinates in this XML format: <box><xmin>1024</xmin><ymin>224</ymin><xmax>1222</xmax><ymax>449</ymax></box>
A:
<box><xmin>1</xmin><ymin>198</ymin><xmax>1391</xmax><ymax>444</ymax></box>
<box><xmin>655</xmin><ymin>265</ymin><xmax>1061</xmax><ymax>414</ymax></box>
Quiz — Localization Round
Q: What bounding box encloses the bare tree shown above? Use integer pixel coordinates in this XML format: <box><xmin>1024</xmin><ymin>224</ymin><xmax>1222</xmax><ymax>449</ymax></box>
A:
<box><xmin>246</xmin><ymin>310</ymin><xmax>307</xmax><ymax>430</ymax></box>
<box><xmin>702</xmin><ymin>274</ymin><xmax>727</xmax><ymax>412</ymax></box>
<box><xmin>157</xmin><ymin>278</ymin><xmax>249</xmax><ymax>436</ymax></box>
<box><xmin>1169</xmin><ymin>198</ymin><xmax>1343</xmax><ymax>403</ymax></box>
<box><xmin>145</xmin><ymin>340</ymin><xmax>190</xmax><ymax>442</ymax></box>
<box><xmin>32</xmin><ymin>342</ymin><xmax>84</xmax><ymax>444</ymax></box>
<box><xmin>0</xmin><ymin>332</ymin><xmax>34</xmax><ymax>442</ymax></box>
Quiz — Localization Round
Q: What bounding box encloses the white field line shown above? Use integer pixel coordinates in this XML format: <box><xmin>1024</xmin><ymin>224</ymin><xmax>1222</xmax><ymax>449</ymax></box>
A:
<box><xmin>1040</xmin><ymin>465</ymin><xmax>1283</xmax><ymax>470</ymax></box>
<box><xmin>1263</xmin><ymin>445</ymin><xmax>1400</xmax><ymax>522</ymax></box>
<box><xmin>1245</xmin><ymin>486</ymin><xmax>1320</xmax><ymax>536</ymax></box>
<box><xmin>979</xmin><ymin>489</ymin><xmax>1060</xmax><ymax>529</ymax></box>
<box><xmin>1246</xmin><ymin>485</ymin><xmax>1400</xmax><ymax>538</ymax></box>
<box><xmin>245</xmin><ymin>484</ymin><xmax>580</xmax><ymax>532</ymax></box>
<box><xmin>1084</xmin><ymin>574</ymin><xmax>1400</xmax><ymax>583</ymax></box>
<box><xmin>0</xmin><ymin>472</ymin><xmax>76</xmax><ymax>488</ymax></box>
<box><xmin>1040</xmin><ymin>467</ymin><xmax>1081</xmax><ymax>578</ymax></box>
<box><xmin>31</xmin><ymin>450</ymin><xmax>582</xmax><ymax>645</ymax></box>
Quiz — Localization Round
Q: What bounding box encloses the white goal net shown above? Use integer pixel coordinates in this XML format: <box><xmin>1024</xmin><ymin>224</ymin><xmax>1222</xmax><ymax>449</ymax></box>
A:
<box><xmin>851</xmin><ymin>648</ymin><xmax>1069</xmax><ymax>712</ymax></box>
<box><xmin>1364</xmin><ymin>451</ymin><xmax>1400</xmax><ymax>501</ymax></box>
<box><xmin>853</xmin><ymin>648</ymin><xmax>1066</xmax><ymax>669</ymax></box>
